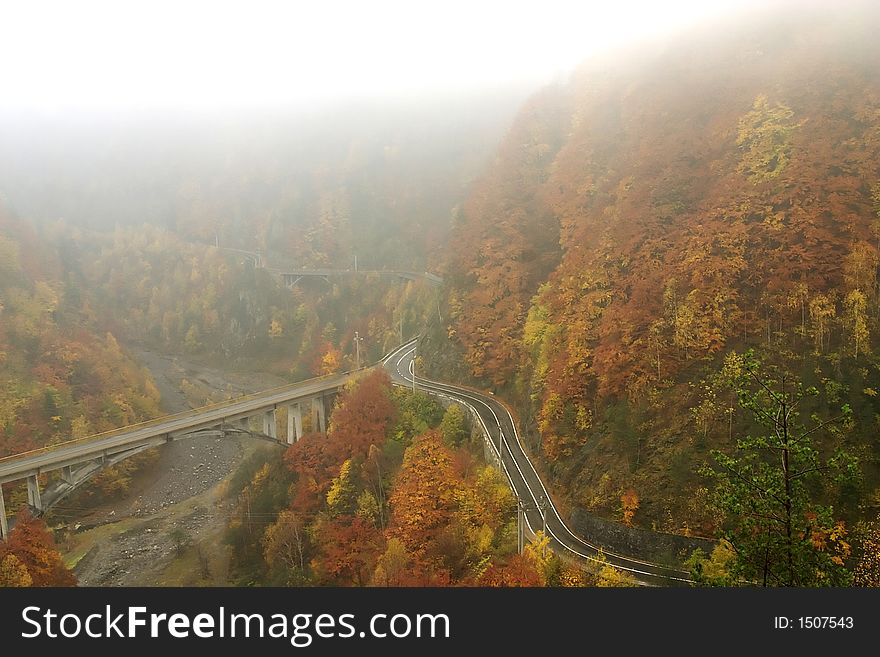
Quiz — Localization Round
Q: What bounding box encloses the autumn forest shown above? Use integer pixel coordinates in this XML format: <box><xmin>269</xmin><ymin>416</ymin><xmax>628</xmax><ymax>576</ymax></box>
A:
<box><xmin>3</xmin><ymin>3</ymin><xmax>880</xmax><ymax>588</ymax></box>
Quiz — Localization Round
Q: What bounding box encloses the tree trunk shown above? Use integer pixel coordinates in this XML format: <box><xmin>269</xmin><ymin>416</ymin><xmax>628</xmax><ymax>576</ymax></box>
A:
<box><xmin>781</xmin><ymin>400</ymin><xmax>794</xmax><ymax>586</ymax></box>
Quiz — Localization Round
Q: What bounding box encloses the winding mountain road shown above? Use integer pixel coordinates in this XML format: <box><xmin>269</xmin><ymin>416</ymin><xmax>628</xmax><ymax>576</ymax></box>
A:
<box><xmin>1</xmin><ymin>337</ymin><xmax>693</xmax><ymax>584</ymax></box>
<box><xmin>382</xmin><ymin>339</ymin><xmax>692</xmax><ymax>585</ymax></box>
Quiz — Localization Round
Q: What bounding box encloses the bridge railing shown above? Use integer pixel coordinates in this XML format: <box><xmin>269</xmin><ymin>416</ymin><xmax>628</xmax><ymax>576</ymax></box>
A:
<box><xmin>279</xmin><ymin>269</ymin><xmax>444</xmax><ymax>285</ymax></box>
<box><xmin>0</xmin><ymin>366</ymin><xmax>373</xmax><ymax>467</ymax></box>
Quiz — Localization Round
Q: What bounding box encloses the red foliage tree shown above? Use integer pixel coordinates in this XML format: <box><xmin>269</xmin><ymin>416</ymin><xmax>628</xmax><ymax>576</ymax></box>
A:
<box><xmin>476</xmin><ymin>554</ymin><xmax>543</xmax><ymax>587</ymax></box>
<box><xmin>283</xmin><ymin>432</ymin><xmax>337</xmax><ymax>519</ymax></box>
<box><xmin>325</xmin><ymin>370</ymin><xmax>396</xmax><ymax>464</ymax></box>
<box><xmin>0</xmin><ymin>509</ymin><xmax>76</xmax><ymax>587</ymax></box>
<box><xmin>311</xmin><ymin>515</ymin><xmax>383</xmax><ymax>586</ymax></box>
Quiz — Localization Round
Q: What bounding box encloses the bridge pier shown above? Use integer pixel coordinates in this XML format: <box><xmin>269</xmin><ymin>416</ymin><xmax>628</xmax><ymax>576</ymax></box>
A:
<box><xmin>0</xmin><ymin>485</ymin><xmax>7</xmax><ymax>541</ymax></box>
<box><xmin>0</xmin><ymin>371</ymin><xmax>352</xmax><ymax>521</ymax></box>
<box><xmin>27</xmin><ymin>475</ymin><xmax>42</xmax><ymax>513</ymax></box>
<box><xmin>311</xmin><ymin>396</ymin><xmax>326</xmax><ymax>434</ymax></box>
<box><xmin>263</xmin><ymin>409</ymin><xmax>277</xmax><ymax>439</ymax></box>
<box><xmin>287</xmin><ymin>403</ymin><xmax>303</xmax><ymax>444</ymax></box>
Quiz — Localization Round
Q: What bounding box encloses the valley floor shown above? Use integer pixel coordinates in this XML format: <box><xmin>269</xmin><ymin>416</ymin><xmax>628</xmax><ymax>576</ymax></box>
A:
<box><xmin>58</xmin><ymin>349</ymin><xmax>288</xmax><ymax>586</ymax></box>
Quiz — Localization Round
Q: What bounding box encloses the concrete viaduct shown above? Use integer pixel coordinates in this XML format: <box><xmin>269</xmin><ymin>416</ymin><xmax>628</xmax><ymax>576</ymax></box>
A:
<box><xmin>279</xmin><ymin>269</ymin><xmax>443</xmax><ymax>287</ymax></box>
<box><xmin>0</xmin><ymin>367</ymin><xmax>368</xmax><ymax>540</ymax></box>
<box><xmin>215</xmin><ymin>244</ymin><xmax>443</xmax><ymax>287</ymax></box>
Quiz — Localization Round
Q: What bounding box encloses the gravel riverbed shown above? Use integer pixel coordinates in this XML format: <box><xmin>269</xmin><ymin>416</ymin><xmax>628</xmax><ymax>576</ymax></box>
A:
<box><xmin>67</xmin><ymin>349</ymin><xmax>287</xmax><ymax>586</ymax></box>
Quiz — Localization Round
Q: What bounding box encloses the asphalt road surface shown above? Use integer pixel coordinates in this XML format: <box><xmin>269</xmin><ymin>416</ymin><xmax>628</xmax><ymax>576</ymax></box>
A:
<box><xmin>382</xmin><ymin>339</ymin><xmax>692</xmax><ymax>586</ymax></box>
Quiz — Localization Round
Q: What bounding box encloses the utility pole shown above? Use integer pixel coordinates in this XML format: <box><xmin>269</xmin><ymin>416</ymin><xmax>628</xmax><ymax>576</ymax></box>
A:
<box><xmin>515</xmin><ymin>498</ymin><xmax>546</xmax><ymax>555</ymax></box>
<box><xmin>245</xmin><ymin>489</ymin><xmax>252</xmax><ymax>536</ymax></box>
<box><xmin>412</xmin><ymin>346</ymin><xmax>417</xmax><ymax>393</ymax></box>
<box><xmin>517</xmin><ymin>500</ymin><xmax>525</xmax><ymax>554</ymax></box>
<box><xmin>354</xmin><ymin>254</ymin><xmax>358</xmax><ymax>272</ymax></box>
<box><xmin>539</xmin><ymin>494</ymin><xmax>548</xmax><ymax>556</ymax></box>
<box><xmin>354</xmin><ymin>331</ymin><xmax>363</xmax><ymax>370</ymax></box>
<box><xmin>399</xmin><ymin>310</ymin><xmax>404</xmax><ymax>344</ymax></box>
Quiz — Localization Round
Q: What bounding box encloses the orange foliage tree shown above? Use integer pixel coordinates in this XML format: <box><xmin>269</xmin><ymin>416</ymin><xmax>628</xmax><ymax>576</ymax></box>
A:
<box><xmin>0</xmin><ymin>509</ymin><xmax>76</xmax><ymax>587</ymax></box>
<box><xmin>477</xmin><ymin>553</ymin><xmax>543</xmax><ymax>587</ymax></box>
<box><xmin>388</xmin><ymin>430</ymin><xmax>462</xmax><ymax>569</ymax></box>
<box><xmin>620</xmin><ymin>489</ymin><xmax>640</xmax><ymax>527</ymax></box>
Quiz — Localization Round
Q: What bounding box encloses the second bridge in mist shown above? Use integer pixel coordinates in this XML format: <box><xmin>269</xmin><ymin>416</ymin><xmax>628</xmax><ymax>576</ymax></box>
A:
<box><xmin>280</xmin><ymin>269</ymin><xmax>444</xmax><ymax>287</ymax></box>
<box><xmin>0</xmin><ymin>369</ymin><xmax>353</xmax><ymax>540</ymax></box>
<box><xmin>214</xmin><ymin>245</ymin><xmax>444</xmax><ymax>287</ymax></box>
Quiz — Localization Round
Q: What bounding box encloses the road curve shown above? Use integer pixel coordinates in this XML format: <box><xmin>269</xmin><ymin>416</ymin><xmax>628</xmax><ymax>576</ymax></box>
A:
<box><xmin>382</xmin><ymin>340</ymin><xmax>692</xmax><ymax>586</ymax></box>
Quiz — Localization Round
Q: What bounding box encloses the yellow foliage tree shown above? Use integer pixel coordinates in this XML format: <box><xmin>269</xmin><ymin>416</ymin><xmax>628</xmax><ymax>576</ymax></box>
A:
<box><xmin>326</xmin><ymin>459</ymin><xmax>356</xmax><ymax>517</ymax></box>
<box><xmin>372</xmin><ymin>538</ymin><xmax>410</xmax><ymax>586</ymax></box>
<box><xmin>854</xmin><ymin>522</ymin><xmax>880</xmax><ymax>587</ymax></box>
<box><xmin>595</xmin><ymin>550</ymin><xmax>638</xmax><ymax>587</ymax></box>
<box><xmin>736</xmin><ymin>95</ymin><xmax>801</xmax><ymax>183</ymax></box>
<box><xmin>845</xmin><ymin>289</ymin><xmax>869</xmax><ymax>357</ymax></box>
<box><xmin>0</xmin><ymin>553</ymin><xmax>33</xmax><ymax>587</ymax></box>
<box><xmin>808</xmin><ymin>293</ymin><xmax>836</xmax><ymax>353</ymax></box>
<box><xmin>262</xmin><ymin>510</ymin><xmax>305</xmax><ymax>582</ymax></box>
<box><xmin>320</xmin><ymin>346</ymin><xmax>342</xmax><ymax>375</ymax></box>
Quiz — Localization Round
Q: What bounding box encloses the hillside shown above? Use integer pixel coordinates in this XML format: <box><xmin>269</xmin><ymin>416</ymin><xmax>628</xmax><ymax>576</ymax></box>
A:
<box><xmin>0</xmin><ymin>91</ymin><xmax>523</xmax><ymax>554</ymax></box>
<box><xmin>223</xmin><ymin>370</ymin><xmax>598</xmax><ymax>587</ymax></box>
<box><xmin>0</xmin><ymin>206</ymin><xmax>162</xmax><ymax>505</ymax></box>
<box><xmin>437</xmin><ymin>3</ymin><xmax>880</xmax><ymax>533</ymax></box>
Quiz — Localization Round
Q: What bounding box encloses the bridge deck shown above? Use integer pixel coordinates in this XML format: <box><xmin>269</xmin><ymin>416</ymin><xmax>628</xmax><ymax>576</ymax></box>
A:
<box><xmin>0</xmin><ymin>368</ymin><xmax>366</xmax><ymax>485</ymax></box>
<box><xmin>280</xmin><ymin>269</ymin><xmax>443</xmax><ymax>285</ymax></box>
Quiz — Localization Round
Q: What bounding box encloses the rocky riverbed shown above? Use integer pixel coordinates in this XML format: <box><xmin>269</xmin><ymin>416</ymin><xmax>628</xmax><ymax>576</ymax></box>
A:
<box><xmin>63</xmin><ymin>349</ymin><xmax>288</xmax><ymax>586</ymax></box>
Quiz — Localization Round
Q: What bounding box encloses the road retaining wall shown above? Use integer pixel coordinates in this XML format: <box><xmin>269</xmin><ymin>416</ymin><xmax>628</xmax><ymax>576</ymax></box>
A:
<box><xmin>569</xmin><ymin>507</ymin><xmax>716</xmax><ymax>568</ymax></box>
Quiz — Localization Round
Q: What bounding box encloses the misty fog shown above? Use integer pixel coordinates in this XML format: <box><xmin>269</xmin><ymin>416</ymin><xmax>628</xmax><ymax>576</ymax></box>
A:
<box><xmin>0</xmin><ymin>87</ymin><xmax>535</xmax><ymax>269</ymax></box>
<box><xmin>3</xmin><ymin>0</ymin><xmax>880</xmax><ymax>596</ymax></box>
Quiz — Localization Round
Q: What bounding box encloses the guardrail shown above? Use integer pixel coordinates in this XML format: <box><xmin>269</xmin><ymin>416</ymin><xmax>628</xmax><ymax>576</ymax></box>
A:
<box><xmin>0</xmin><ymin>337</ymin><xmax>418</xmax><ymax>469</ymax></box>
<box><xmin>0</xmin><ymin>365</ymin><xmax>374</xmax><ymax>467</ymax></box>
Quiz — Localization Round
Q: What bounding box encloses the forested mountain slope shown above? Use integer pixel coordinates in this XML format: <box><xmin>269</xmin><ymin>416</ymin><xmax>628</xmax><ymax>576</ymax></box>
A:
<box><xmin>0</xmin><ymin>87</ymin><xmax>527</xmax><ymax>528</ymax></box>
<box><xmin>439</xmin><ymin>4</ymin><xmax>880</xmax><ymax>532</ymax></box>
<box><xmin>0</xmin><ymin>207</ymin><xmax>161</xmax><ymax>460</ymax></box>
<box><xmin>0</xmin><ymin>89</ymin><xmax>525</xmax><ymax>458</ymax></box>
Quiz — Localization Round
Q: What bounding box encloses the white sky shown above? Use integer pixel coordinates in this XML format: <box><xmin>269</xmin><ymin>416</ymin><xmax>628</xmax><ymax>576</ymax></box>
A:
<box><xmin>0</xmin><ymin>0</ymin><xmax>763</xmax><ymax>111</ymax></box>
